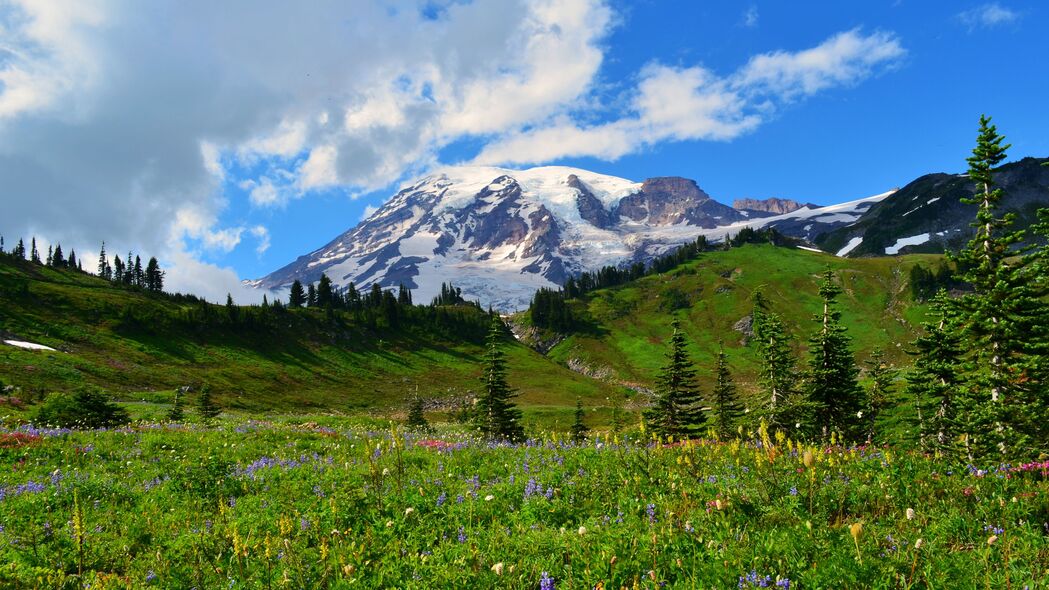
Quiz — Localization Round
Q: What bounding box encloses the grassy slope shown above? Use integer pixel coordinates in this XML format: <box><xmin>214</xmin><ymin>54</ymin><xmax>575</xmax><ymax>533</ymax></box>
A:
<box><xmin>540</xmin><ymin>244</ymin><xmax>939</xmax><ymax>404</ymax></box>
<box><xmin>0</xmin><ymin>258</ymin><xmax>619</xmax><ymax>418</ymax></box>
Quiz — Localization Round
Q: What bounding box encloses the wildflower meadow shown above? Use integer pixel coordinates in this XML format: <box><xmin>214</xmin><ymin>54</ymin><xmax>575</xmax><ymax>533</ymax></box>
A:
<box><xmin>0</xmin><ymin>419</ymin><xmax>1045</xmax><ymax>588</ymax></box>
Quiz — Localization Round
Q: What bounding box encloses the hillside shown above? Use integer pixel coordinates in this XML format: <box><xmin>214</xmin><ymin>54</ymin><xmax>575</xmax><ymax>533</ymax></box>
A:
<box><xmin>818</xmin><ymin>157</ymin><xmax>1049</xmax><ymax>256</ymax></box>
<box><xmin>524</xmin><ymin>244</ymin><xmax>935</xmax><ymax>407</ymax></box>
<box><xmin>0</xmin><ymin>257</ymin><xmax>620</xmax><ymax>419</ymax></box>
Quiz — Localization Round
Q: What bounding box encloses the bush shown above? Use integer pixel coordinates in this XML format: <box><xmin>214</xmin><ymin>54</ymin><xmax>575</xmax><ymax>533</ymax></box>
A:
<box><xmin>34</xmin><ymin>386</ymin><xmax>131</xmax><ymax>428</ymax></box>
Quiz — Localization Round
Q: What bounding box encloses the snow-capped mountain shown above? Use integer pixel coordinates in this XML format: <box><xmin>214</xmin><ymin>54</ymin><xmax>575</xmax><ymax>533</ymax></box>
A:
<box><xmin>253</xmin><ymin>166</ymin><xmax>891</xmax><ymax>310</ymax></box>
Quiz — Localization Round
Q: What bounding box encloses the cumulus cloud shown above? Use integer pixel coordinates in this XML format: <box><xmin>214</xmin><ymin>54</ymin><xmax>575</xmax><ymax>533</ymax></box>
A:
<box><xmin>474</xmin><ymin>29</ymin><xmax>905</xmax><ymax>166</ymax></box>
<box><xmin>0</xmin><ymin>0</ymin><xmax>616</xmax><ymax>294</ymax></box>
<box><xmin>957</xmin><ymin>3</ymin><xmax>1020</xmax><ymax>30</ymax></box>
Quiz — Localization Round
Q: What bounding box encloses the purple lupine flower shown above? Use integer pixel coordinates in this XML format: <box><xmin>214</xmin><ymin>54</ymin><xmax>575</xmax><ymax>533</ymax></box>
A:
<box><xmin>524</xmin><ymin>478</ymin><xmax>539</xmax><ymax>499</ymax></box>
<box><xmin>776</xmin><ymin>579</ymin><xmax>790</xmax><ymax>589</ymax></box>
<box><xmin>544</xmin><ymin>486</ymin><xmax>554</xmax><ymax>500</ymax></box>
<box><xmin>457</xmin><ymin>526</ymin><xmax>467</xmax><ymax>544</ymax></box>
<box><xmin>300</xmin><ymin>517</ymin><xmax>309</xmax><ymax>531</ymax></box>
<box><xmin>456</xmin><ymin>494</ymin><xmax>464</xmax><ymax>504</ymax></box>
<box><xmin>540</xmin><ymin>571</ymin><xmax>555</xmax><ymax>590</ymax></box>
<box><xmin>646</xmin><ymin>503</ymin><xmax>657</xmax><ymax>523</ymax></box>
<box><xmin>146</xmin><ymin>571</ymin><xmax>157</xmax><ymax>582</ymax></box>
<box><xmin>789</xmin><ymin>486</ymin><xmax>798</xmax><ymax>496</ymax></box>
<box><xmin>437</xmin><ymin>492</ymin><xmax>447</xmax><ymax>507</ymax></box>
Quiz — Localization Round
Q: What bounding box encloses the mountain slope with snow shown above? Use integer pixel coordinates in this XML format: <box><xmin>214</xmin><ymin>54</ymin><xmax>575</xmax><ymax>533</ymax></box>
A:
<box><xmin>254</xmin><ymin>166</ymin><xmax>891</xmax><ymax>310</ymax></box>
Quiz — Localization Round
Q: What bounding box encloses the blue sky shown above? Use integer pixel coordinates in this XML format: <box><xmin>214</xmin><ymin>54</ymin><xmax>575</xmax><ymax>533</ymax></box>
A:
<box><xmin>1</xmin><ymin>1</ymin><xmax>1046</xmax><ymax>300</ymax></box>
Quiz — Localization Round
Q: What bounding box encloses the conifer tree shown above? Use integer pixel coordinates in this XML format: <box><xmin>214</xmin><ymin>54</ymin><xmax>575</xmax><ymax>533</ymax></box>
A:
<box><xmin>144</xmin><ymin>257</ymin><xmax>163</xmax><ymax>292</ymax></box>
<box><xmin>133</xmin><ymin>256</ymin><xmax>143</xmax><ymax>287</ymax></box>
<box><xmin>112</xmin><ymin>255</ymin><xmax>124</xmax><ymax>283</ymax></box>
<box><xmin>13</xmin><ymin>239</ymin><xmax>26</xmax><ymax>260</ymax></box>
<box><xmin>904</xmin><ymin>291</ymin><xmax>965</xmax><ymax>454</ymax></box>
<box><xmin>0</xmin><ymin>236</ymin><xmax>4</xmax><ymax>253</ymax></box>
<box><xmin>288</xmin><ymin>280</ymin><xmax>306</xmax><ymax>308</ymax></box>
<box><xmin>756</xmin><ymin>311</ymin><xmax>802</xmax><ymax>430</ymax></box>
<box><xmin>804</xmin><ymin>270</ymin><xmax>863</xmax><ymax>441</ymax></box>
<box><xmin>46</xmin><ymin>244</ymin><xmax>53</xmax><ymax>266</ymax></box>
<box><xmin>570</xmin><ymin>398</ymin><xmax>589</xmax><ymax>443</ymax></box>
<box><xmin>68</xmin><ymin>249</ymin><xmax>77</xmax><ymax>270</ymax></box>
<box><xmin>475</xmin><ymin>317</ymin><xmax>524</xmax><ymax>441</ymax></box>
<box><xmin>862</xmin><ymin>348</ymin><xmax>896</xmax><ymax>443</ymax></box>
<box><xmin>97</xmin><ymin>242</ymin><xmax>110</xmax><ymax>279</ymax></box>
<box><xmin>398</xmin><ymin>283</ymin><xmax>413</xmax><ymax>306</ymax></box>
<box><xmin>30</xmin><ymin>238</ymin><xmax>40</xmax><ymax>264</ymax></box>
<box><xmin>51</xmin><ymin>244</ymin><xmax>65</xmax><ymax>267</ymax></box>
<box><xmin>949</xmin><ymin>115</ymin><xmax>1047</xmax><ymax>458</ymax></box>
<box><xmin>710</xmin><ymin>342</ymin><xmax>743</xmax><ymax>440</ymax></box>
<box><xmin>406</xmin><ymin>389</ymin><xmax>429</xmax><ymax>430</ymax></box>
<box><xmin>644</xmin><ymin>319</ymin><xmax>706</xmax><ymax>439</ymax></box>
<box><xmin>225</xmin><ymin>294</ymin><xmax>238</xmax><ymax>323</ymax></box>
<box><xmin>123</xmin><ymin>251</ymin><xmax>134</xmax><ymax>285</ymax></box>
<box><xmin>317</xmin><ymin>273</ymin><xmax>334</xmax><ymax>307</ymax></box>
<box><xmin>609</xmin><ymin>395</ymin><xmax>626</xmax><ymax>435</ymax></box>
<box><xmin>167</xmin><ymin>389</ymin><xmax>185</xmax><ymax>422</ymax></box>
<box><xmin>197</xmin><ymin>383</ymin><xmax>220</xmax><ymax>423</ymax></box>
<box><xmin>307</xmin><ymin>283</ymin><xmax>317</xmax><ymax>307</ymax></box>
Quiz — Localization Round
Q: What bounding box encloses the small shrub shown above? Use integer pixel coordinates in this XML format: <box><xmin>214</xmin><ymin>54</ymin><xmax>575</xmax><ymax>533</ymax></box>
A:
<box><xmin>33</xmin><ymin>386</ymin><xmax>130</xmax><ymax>428</ymax></box>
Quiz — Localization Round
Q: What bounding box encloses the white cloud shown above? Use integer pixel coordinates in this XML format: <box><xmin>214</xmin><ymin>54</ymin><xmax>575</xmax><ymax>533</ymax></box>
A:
<box><xmin>360</xmin><ymin>204</ymin><xmax>379</xmax><ymax>221</ymax></box>
<box><xmin>475</xmin><ymin>29</ymin><xmax>904</xmax><ymax>166</ymax></box>
<box><xmin>742</xmin><ymin>6</ymin><xmax>759</xmax><ymax>28</ymax></box>
<box><xmin>957</xmin><ymin>3</ymin><xmax>1020</xmax><ymax>30</ymax></box>
<box><xmin>0</xmin><ymin>0</ymin><xmax>617</xmax><ymax>295</ymax></box>
<box><xmin>250</xmin><ymin>225</ymin><xmax>270</xmax><ymax>255</ymax></box>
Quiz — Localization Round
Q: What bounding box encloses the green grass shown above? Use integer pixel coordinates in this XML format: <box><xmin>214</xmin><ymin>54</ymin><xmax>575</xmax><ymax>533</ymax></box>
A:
<box><xmin>0</xmin><ymin>417</ymin><xmax>1044</xmax><ymax>588</ymax></box>
<box><xmin>0</xmin><ymin>258</ymin><xmax>619</xmax><ymax>416</ymax></box>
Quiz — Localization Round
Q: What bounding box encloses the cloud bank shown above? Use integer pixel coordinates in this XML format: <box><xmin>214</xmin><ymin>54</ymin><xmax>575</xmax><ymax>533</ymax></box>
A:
<box><xmin>0</xmin><ymin>0</ymin><xmax>904</xmax><ymax>300</ymax></box>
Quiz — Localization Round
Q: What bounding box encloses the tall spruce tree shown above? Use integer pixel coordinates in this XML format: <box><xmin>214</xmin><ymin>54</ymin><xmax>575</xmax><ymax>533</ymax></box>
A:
<box><xmin>710</xmin><ymin>342</ymin><xmax>743</xmax><ymax>440</ymax></box>
<box><xmin>46</xmin><ymin>244</ymin><xmax>53</xmax><ymax>266</ymax></box>
<box><xmin>97</xmin><ymin>242</ymin><xmax>110</xmax><ymax>279</ymax></box>
<box><xmin>804</xmin><ymin>270</ymin><xmax>863</xmax><ymax>441</ymax></box>
<box><xmin>406</xmin><ymin>389</ymin><xmax>429</xmax><ymax>431</ymax></box>
<box><xmin>30</xmin><ymin>238</ymin><xmax>40</xmax><ymax>264</ymax></box>
<box><xmin>755</xmin><ymin>309</ymin><xmax>802</xmax><ymax>431</ymax></box>
<box><xmin>949</xmin><ymin>116</ymin><xmax>1047</xmax><ymax>459</ymax></box>
<box><xmin>570</xmin><ymin>398</ymin><xmax>590</xmax><ymax>443</ymax></box>
<box><xmin>288</xmin><ymin>280</ymin><xmax>306</xmax><ymax>308</ymax></box>
<box><xmin>197</xmin><ymin>384</ymin><xmax>220</xmax><ymax>423</ymax></box>
<box><xmin>475</xmin><ymin>317</ymin><xmax>524</xmax><ymax>441</ymax></box>
<box><xmin>862</xmin><ymin>348</ymin><xmax>896</xmax><ymax>444</ymax></box>
<box><xmin>904</xmin><ymin>291</ymin><xmax>966</xmax><ymax>455</ymax></box>
<box><xmin>167</xmin><ymin>388</ymin><xmax>185</xmax><ymax>422</ymax></box>
<box><xmin>13</xmin><ymin>239</ymin><xmax>26</xmax><ymax>260</ymax></box>
<box><xmin>644</xmin><ymin>319</ymin><xmax>706</xmax><ymax>439</ymax></box>
<box><xmin>51</xmin><ymin>244</ymin><xmax>65</xmax><ymax>267</ymax></box>
<box><xmin>307</xmin><ymin>283</ymin><xmax>317</xmax><ymax>307</ymax></box>
<box><xmin>144</xmin><ymin>257</ymin><xmax>163</xmax><ymax>292</ymax></box>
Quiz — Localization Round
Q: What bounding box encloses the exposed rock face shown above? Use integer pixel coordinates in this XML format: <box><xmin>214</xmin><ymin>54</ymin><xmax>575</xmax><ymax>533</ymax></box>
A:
<box><xmin>733</xmin><ymin>197</ymin><xmax>813</xmax><ymax>216</ymax></box>
<box><xmin>618</xmin><ymin>177</ymin><xmax>744</xmax><ymax>227</ymax></box>
<box><xmin>252</xmin><ymin>165</ymin><xmax>895</xmax><ymax>310</ymax></box>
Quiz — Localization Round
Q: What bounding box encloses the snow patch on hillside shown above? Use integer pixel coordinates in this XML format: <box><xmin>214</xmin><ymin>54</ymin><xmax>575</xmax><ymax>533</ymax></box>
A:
<box><xmin>836</xmin><ymin>236</ymin><xmax>864</xmax><ymax>257</ymax></box>
<box><xmin>885</xmin><ymin>233</ymin><xmax>930</xmax><ymax>255</ymax></box>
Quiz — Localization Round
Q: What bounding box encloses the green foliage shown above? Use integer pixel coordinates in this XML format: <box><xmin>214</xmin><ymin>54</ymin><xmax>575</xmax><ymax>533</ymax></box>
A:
<box><xmin>905</xmin><ymin>292</ymin><xmax>966</xmax><ymax>455</ymax></box>
<box><xmin>710</xmin><ymin>343</ymin><xmax>742</xmax><ymax>440</ymax></box>
<box><xmin>475</xmin><ymin>318</ymin><xmax>524</xmax><ymax>441</ymax></box>
<box><xmin>528</xmin><ymin>288</ymin><xmax>574</xmax><ymax>332</ymax></box>
<box><xmin>196</xmin><ymin>383</ymin><xmax>220</xmax><ymax>422</ymax></box>
<box><xmin>644</xmin><ymin>319</ymin><xmax>706</xmax><ymax>439</ymax></box>
<box><xmin>570</xmin><ymin>398</ymin><xmax>589</xmax><ymax>443</ymax></box>
<box><xmin>862</xmin><ymin>348</ymin><xmax>897</xmax><ymax>443</ymax></box>
<box><xmin>406</xmin><ymin>392</ymin><xmax>429</xmax><ymax>431</ymax></box>
<box><xmin>0</xmin><ymin>419</ymin><xmax>1045</xmax><ymax>588</ymax></box>
<box><xmin>804</xmin><ymin>270</ymin><xmax>864</xmax><ymax>441</ymax></box>
<box><xmin>167</xmin><ymin>388</ymin><xmax>186</xmax><ymax>422</ymax></box>
<box><xmin>33</xmin><ymin>386</ymin><xmax>130</xmax><ymax>428</ymax></box>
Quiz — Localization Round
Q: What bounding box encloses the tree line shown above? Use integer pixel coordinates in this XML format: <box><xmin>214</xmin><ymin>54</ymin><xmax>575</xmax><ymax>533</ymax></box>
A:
<box><xmin>0</xmin><ymin>237</ymin><xmax>165</xmax><ymax>293</ymax></box>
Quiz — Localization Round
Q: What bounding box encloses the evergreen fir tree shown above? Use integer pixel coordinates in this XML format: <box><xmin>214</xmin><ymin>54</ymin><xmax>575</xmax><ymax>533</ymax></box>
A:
<box><xmin>307</xmin><ymin>283</ymin><xmax>317</xmax><ymax>307</ymax></box>
<box><xmin>474</xmin><ymin>317</ymin><xmax>524</xmax><ymax>441</ymax></box>
<box><xmin>644</xmin><ymin>319</ymin><xmax>706</xmax><ymax>439</ymax></box>
<box><xmin>570</xmin><ymin>398</ymin><xmax>589</xmax><ymax>443</ymax></box>
<box><xmin>756</xmin><ymin>311</ymin><xmax>802</xmax><ymax>431</ymax></box>
<box><xmin>609</xmin><ymin>395</ymin><xmax>626</xmax><ymax>435</ymax></box>
<box><xmin>398</xmin><ymin>283</ymin><xmax>413</xmax><ymax>306</ymax></box>
<box><xmin>0</xmin><ymin>236</ymin><xmax>4</xmax><ymax>253</ymax></box>
<box><xmin>144</xmin><ymin>257</ymin><xmax>163</xmax><ymax>292</ymax></box>
<box><xmin>862</xmin><ymin>348</ymin><xmax>897</xmax><ymax>444</ymax></box>
<box><xmin>406</xmin><ymin>389</ymin><xmax>429</xmax><ymax>430</ymax></box>
<box><xmin>197</xmin><ymin>383</ymin><xmax>220</xmax><ymax>423</ymax></box>
<box><xmin>30</xmin><ymin>238</ymin><xmax>40</xmax><ymax>264</ymax></box>
<box><xmin>123</xmin><ymin>251</ymin><xmax>134</xmax><ymax>285</ymax></box>
<box><xmin>749</xmin><ymin>289</ymin><xmax>770</xmax><ymax>345</ymax></box>
<box><xmin>949</xmin><ymin>115</ymin><xmax>1047</xmax><ymax>459</ymax></box>
<box><xmin>68</xmin><ymin>249</ymin><xmax>77</xmax><ymax>270</ymax></box>
<box><xmin>51</xmin><ymin>244</ymin><xmax>65</xmax><ymax>267</ymax></box>
<box><xmin>288</xmin><ymin>280</ymin><xmax>306</xmax><ymax>308</ymax></box>
<box><xmin>710</xmin><ymin>342</ymin><xmax>743</xmax><ymax>440</ymax></box>
<box><xmin>317</xmin><ymin>273</ymin><xmax>333</xmax><ymax>307</ymax></box>
<box><xmin>133</xmin><ymin>256</ymin><xmax>143</xmax><ymax>287</ymax></box>
<box><xmin>167</xmin><ymin>389</ymin><xmax>185</xmax><ymax>422</ymax></box>
<box><xmin>904</xmin><ymin>291</ymin><xmax>965</xmax><ymax>455</ymax></box>
<box><xmin>13</xmin><ymin>239</ymin><xmax>26</xmax><ymax>260</ymax></box>
<box><xmin>97</xmin><ymin>242</ymin><xmax>110</xmax><ymax>279</ymax></box>
<box><xmin>112</xmin><ymin>255</ymin><xmax>124</xmax><ymax>283</ymax></box>
<box><xmin>226</xmin><ymin>294</ymin><xmax>238</xmax><ymax>323</ymax></box>
<box><xmin>804</xmin><ymin>270</ymin><xmax>863</xmax><ymax>441</ymax></box>
<box><xmin>46</xmin><ymin>244</ymin><xmax>53</xmax><ymax>266</ymax></box>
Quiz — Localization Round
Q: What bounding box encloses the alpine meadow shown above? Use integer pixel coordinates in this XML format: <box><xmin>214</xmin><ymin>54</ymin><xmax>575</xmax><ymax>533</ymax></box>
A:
<box><xmin>1</xmin><ymin>2</ymin><xmax>1047</xmax><ymax>588</ymax></box>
